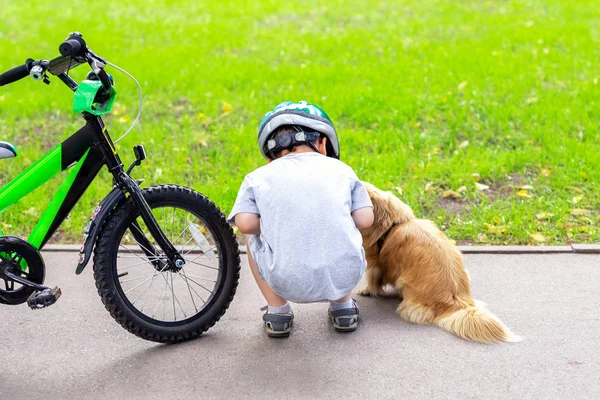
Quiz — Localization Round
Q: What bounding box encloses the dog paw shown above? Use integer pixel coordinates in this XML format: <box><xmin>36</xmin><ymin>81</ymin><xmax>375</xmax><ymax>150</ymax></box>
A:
<box><xmin>356</xmin><ymin>286</ymin><xmax>372</xmax><ymax>297</ymax></box>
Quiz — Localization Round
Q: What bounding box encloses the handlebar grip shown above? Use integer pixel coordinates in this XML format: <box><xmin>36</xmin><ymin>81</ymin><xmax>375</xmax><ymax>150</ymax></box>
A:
<box><xmin>0</xmin><ymin>59</ymin><xmax>34</xmax><ymax>87</ymax></box>
<box><xmin>59</xmin><ymin>38</ymin><xmax>83</xmax><ymax>57</ymax></box>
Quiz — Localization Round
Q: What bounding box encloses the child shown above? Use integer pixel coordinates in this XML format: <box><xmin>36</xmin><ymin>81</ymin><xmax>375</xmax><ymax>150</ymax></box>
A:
<box><xmin>228</xmin><ymin>101</ymin><xmax>373</xmax><ymax>337</ymax></box>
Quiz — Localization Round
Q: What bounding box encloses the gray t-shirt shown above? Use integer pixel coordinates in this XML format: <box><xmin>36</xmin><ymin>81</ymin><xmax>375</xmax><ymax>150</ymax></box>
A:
<box><xmin>228</xmin><ymin>152</ymin><xmax>372</xmax><ymax>303</ymax></box>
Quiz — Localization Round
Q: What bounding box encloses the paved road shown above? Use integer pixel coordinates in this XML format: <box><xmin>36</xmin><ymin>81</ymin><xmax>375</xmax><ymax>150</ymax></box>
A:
<box><xmin>1</xmin><ymin>252</ymin><xmax>599</xmax><ymax>399</ymax></box>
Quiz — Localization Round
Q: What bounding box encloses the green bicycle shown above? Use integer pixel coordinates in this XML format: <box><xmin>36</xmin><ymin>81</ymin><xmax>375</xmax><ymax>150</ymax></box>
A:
<box><xmin>0</xmin><ymin>33</ymin><xmax>240</xmax><ymax>343</ymax></box>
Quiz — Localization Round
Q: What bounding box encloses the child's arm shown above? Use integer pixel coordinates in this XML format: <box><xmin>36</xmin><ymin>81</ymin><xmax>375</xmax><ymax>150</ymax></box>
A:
<box><xmin>351</xmin><ymin>207</ymin><xmax>374</xmax><ymax>230</ymax></box>
<box><xmin>235</xmin><ymin>213</ymin><xmax>261</xmax><ymax>235</ymax></box>
<box><xmin>349</xmin><ymin>176</ymin><xmax>374</xmax><ymax>230</ymax></box>
<box><xmin>227</xmin><ymin>176</ymin><xmax>261</xmax><ymax>235</ymax></box>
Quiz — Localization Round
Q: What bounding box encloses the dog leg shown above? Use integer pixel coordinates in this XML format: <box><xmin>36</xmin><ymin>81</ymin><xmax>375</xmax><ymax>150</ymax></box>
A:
<box><xmin>356</xmin><ymin>265</ymin><xmax>384</xmax><ymax>297</ymax></box>
<box><xmin>396</xmin><ymin>287</ymin><xmax>436</xmax><ymax>324</ymax></box>
<box><xmin>397</xmin><ymin>300</ymin><xmax>436</xmax><ymax>325</ymax></box>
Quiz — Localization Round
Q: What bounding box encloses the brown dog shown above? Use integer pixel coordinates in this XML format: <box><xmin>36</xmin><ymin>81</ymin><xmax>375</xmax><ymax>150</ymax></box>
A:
<box><xmin>358</xmin><ymin>182</ymin><xmax>521</xmax><ymax>343</ymax></box>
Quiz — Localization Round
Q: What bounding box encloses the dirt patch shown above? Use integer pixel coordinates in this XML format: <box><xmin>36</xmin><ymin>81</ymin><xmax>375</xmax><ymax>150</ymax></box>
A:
<box><xmin>437</xmin><ymin>197</ymin><xmax>470</xmax><ymax>214</ymax></box>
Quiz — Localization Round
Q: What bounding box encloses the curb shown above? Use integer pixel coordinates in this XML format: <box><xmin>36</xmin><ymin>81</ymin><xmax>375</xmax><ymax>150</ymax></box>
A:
<box><xmin>42</xmin><ymin>243</ymin><xmax>600</xmax><ymax>254</ymax></box>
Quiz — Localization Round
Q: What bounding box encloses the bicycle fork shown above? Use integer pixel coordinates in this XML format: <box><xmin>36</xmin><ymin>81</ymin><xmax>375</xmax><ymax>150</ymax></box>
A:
<box><xmin>117</xmin><ymin>171</ymin><xmax>186</xmax><ymax>271</ymax></box>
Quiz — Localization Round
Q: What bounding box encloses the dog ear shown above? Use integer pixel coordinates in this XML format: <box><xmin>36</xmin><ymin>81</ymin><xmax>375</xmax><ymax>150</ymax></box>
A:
<box><xmin>363</xmin><ymin>181</ymin><xmax>415</xmax><ymax>227</ymax></box>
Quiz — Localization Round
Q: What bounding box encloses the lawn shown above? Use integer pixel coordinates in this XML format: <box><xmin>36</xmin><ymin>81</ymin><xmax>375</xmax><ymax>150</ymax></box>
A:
<box><xmin>0</xmin><ymin>0</ymin><xmax>599</xmax><ymax>245</ymax></box>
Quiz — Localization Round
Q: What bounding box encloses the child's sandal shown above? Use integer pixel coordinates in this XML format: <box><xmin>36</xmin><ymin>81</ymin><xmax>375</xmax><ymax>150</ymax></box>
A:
<box><xmin>261</xmin><ymin>306</ymin><xmax>294</xmax><ymax>338</ymax></box>
<box><xmin>328</xmin><ymin>301</ymin><xmax>359</xmax><ymax>332</ymax></box>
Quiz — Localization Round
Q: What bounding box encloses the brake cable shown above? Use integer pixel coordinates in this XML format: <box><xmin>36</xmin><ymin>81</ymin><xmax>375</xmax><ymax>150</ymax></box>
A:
<box><xmin>104</xmin><ymin>60</ymin><xmax>144</xmax><ymax>144</ymax></box>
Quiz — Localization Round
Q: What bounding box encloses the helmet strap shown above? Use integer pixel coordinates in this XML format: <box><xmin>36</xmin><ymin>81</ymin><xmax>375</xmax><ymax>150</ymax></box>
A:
<box><xmin>266</xmin><ymin>130</ymin><xmax>321</xmax><ymax>159</ymax></box>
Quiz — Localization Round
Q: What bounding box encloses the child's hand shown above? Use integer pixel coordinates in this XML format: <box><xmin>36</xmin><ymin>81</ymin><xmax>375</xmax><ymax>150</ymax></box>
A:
<box><xmin>351</xmin><ymin>207</ymin><xmax>374</xmax><ymax>230</ymax></box>
<box><xmin>235</xmin><ymin>213</ymin><xmax>261</xmax><ymax>235</ymax></box>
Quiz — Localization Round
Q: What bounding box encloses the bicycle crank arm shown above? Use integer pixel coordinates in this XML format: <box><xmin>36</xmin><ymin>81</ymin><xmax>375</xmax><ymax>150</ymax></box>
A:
<box><xmin>4</xmin><ymin>270</ymin><xmax>50</xmax><ymax>291</ymax></box>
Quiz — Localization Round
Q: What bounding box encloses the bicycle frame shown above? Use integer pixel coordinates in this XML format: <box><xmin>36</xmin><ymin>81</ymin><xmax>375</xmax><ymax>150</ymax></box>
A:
<box><xmin>0</xmin><ymin>118</ymin><xmax>105</xmax><ymax>250</ymax></box>
<box><xmin>0</xmin><ymin>111</ymin><xmax>185</xmax><ymax>271</ymax></box>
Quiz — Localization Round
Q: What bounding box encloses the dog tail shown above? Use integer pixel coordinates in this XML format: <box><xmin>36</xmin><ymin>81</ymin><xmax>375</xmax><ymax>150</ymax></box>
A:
<box><xmin>434</xmin><ymin>300</ymin><xmax>522</xmax><ymax>343</ymax></box>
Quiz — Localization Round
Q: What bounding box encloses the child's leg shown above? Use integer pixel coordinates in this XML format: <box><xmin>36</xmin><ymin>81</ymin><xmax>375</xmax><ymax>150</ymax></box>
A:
<box><xmin>248</xmin><ymin>248</ymin><xmax>293</xmax><ymax>338</ymax></box>
<box><xmin>329</xmin><ymin>294</ymin><xmax>354</xmax><ymax>310</ymax></box>
<box><xmin>247</xmin><ymin>247</ymin><xmax>287</xmax><ymax>307</ymax></box>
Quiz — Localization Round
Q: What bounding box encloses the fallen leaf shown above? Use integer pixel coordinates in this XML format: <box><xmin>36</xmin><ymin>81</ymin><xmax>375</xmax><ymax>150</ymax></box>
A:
<box><xmin>458</xmin><ymin>186</ymin><xmax>467</xmax><ymax>193</ymax></box>
<box><xmin>486</xmin><ymin>224</ymin><xmax>508</xmax><ymax>235</ymax></box>
<box><xmin>395</xmin><ymin>187</ymin><xmax>403</xmax><ymax>195</ymax></box>
<box><xmin>516</xmin><ymin>189</ymin><xmax>531</xmax><ymax>198</ymax></box>
<box><xmin>517</xmin><ymin>185</ymin><xmax>534</xmax><ymax>190</ymax></box>
<box><xmin>572</xmin><ymin>195</ymin><xmax>583</xmax><ymax>204</ymax></box>
<box><xmin>425</xmin><ymin>183</ymin><xmax>439</xmax><ymax>192</ymax></box>
<box><xmin>24</xmin><ymin>207</ymin><xmax>38</xmax><ymax>216</ymax></box>
<box><xmin>442</xmin><ymin>190</ymin><xmax>461</xmax><ymax>199</ymax></box>
<box><xmin>526</xmin><ymin>96</ymin><xmax>538</xmax><ymax>104</ymax></box>
<box><xmin>475</xmin><ymin>182</ymin><xmax>489</xmax><ymax>191</ymax></box>
<box><xmin>567</xmin><ymin>186</ymin><xmax>584</xmax><ymax>193</ymax></box>
<box><xmin>571</xmin><ymin>208</ymin><xmax>591</xmax><ymax>216</ymax></box>
<box><xmin>458</xmin><ymin>81</ymin><xmax>469</xmax><ymax>91</ymax></box>
<box><xmin>540</xmin><ymin>168</ymin><xmax>551</xmax><ymax>177</ymax></box>
<box><xmin>222</xmin><ymin>102</ymin><xmax>233</xmax><ymax>113</ymax></box>
<box><xmin>458</xmin><ymin>140</ymin><xmax>469</xmax><ymax>149</ymax></box>
<box><xmin>536</xmin><ymin>212</ymin><xmax>554</xmax><ymax>220</ymax></box>
<box><xmin>529</xmin><ymin>232</ymin><xmax>547</xmax><ymax>242</ymax></box>
<box><xmin>472</xmin><ymin>173</ymin><xmax>481</xmax><ymax>182</ymax></box>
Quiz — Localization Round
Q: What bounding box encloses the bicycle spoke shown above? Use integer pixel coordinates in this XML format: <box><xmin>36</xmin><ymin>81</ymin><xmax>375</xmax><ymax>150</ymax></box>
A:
<box><xmin>152</xmin><ymin>278</ymin><xmax>169</xmax><ymax>319</ymax></box>
<box><xmin>170</xmin><ymin>272</ymin><xmax>177</xmax><ymax>320</ymax></box>
<box><xmin>131</xmin><ymin>270</ymin><xmax>161</xmax><ymax>306</ymax></box>
<box><xmin>187</xmin><ymin>245</ymin><xmax>217</xmax><ymax>264</ymax></box>
<box><xmin>179</xmin><ymin>273</ymin><xmax>217</xmax><ymax>283</ymax></box>
<box><xmin>117</xmin><ymin>255</ymin><xmax>159</xmax><ymax>259</ymax></box>
<box><xmin>172</xmin><ymin>223</ymin><xmax>192</xmax><ymax>251</ymax></box>
<box><xmin>178</xmin><ymin>229</ymin><xmax>196</xmax><ymax>253</ymax></box>
<box><xmin>124</xmin><ymin>263</ymin><xmax>168</xmax><ymax>295</ymax></box>
<box><xmin>129</xmin><ymin>224</ymin><xmax>161</xmax><ymax>256</ymax></box>
<box><xmin>182</xmin><ymin>233</ymin><xmax>214</xmax><ymax>256</ymax></box>
<box><xmin>119</xmin><ymin>257</ymin><xmax>162</xmax><ymax>269</ymax></box>
<box><xmin>185</xmin><ymin>259</ymin><xmax>220</xmax><ymax>271</ymax></box>
<box><xmin>179</xmin><ymin>269</ymin><xmax>200</xmax><ymax>312</ymax></box>
<box><xmin>157</xmin><ymin>269</ymin><xmax>188</xmax><ymax>320</ymax></box>
<box><xmin>115</xmin><ymin>203</ymin><xmax>222</xmax><ymax>324</ymax></box>
<box><xmin>180</xmin><ymin>275</ymin><xmax>214</xmax><ymax>295</ymax></box>
<box><xmin>119</xmin><ymin>244</ymin><xmax>152</xmax><ymax>263</ymax></box>
<box><xmin>139</xmin><ymin>273</ymin><xmax>155</xmax><ymax>313</ymax></box>
<box><xmin>120</xmin><ymin>272</ymin><xmax>161</xmax><ymax>284</ymax></box>
<box><xmin>180</xmin><ymin>273</ymin><xmax>206</xmax><ymax>305</ymax></box>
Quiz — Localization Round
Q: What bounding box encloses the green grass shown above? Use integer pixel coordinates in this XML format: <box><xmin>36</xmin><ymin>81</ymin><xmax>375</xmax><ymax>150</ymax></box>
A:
<box><xmin>1</xmin><ymin>0</ymin><xmax>599</xmax><ymax>245</ymax></box>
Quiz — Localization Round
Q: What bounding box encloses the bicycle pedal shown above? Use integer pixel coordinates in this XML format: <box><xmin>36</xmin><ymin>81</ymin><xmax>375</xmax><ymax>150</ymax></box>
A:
<box><xmin>27</xmin><ymin>287</ymin><xmax>62</xmax><ymax>310</ymax></box>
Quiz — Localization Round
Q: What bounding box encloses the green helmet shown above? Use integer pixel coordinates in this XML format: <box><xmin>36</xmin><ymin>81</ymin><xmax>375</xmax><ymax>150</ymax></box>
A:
<box><xmin>258</xmin><ymin>101</ymin><xmax>339</xmax><ymax>159</ymax></box>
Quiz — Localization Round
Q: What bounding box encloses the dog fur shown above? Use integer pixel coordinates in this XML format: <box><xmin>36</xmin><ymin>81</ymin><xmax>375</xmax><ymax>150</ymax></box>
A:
<box><xmin>358</xmin><ymin>182</ymin><xmax>521</xmax><ymax>343</ymax></box>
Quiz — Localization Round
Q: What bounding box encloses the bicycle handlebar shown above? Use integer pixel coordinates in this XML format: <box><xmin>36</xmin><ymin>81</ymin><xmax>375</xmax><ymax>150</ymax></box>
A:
<box><xmin>0</xmin><ymin>59</ymin><xmax>34</xmax><ymax>87</ymax></box>
<box><xmin>59</xmin><ymin>34</ymin><xmax>87</xmax><ymax>58</ymax></box>
<box><xmin>0</xmin><ymin>32</ymin><xmax>115</xmax><ymax>95</ymax></box>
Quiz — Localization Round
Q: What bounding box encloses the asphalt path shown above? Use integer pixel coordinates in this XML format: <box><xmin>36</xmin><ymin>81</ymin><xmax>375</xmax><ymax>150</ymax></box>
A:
<box><xmin>1</xmin><ymin>252</ymin><xmax>599</xmax><ymax>399</ymax></box>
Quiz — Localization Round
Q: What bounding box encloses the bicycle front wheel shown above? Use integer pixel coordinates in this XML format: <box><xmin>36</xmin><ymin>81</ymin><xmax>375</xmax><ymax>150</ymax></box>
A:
<box><xmin>93</xmin><ymin>185</ymin><xmax>240</xmax><ymax>343</ymax></box>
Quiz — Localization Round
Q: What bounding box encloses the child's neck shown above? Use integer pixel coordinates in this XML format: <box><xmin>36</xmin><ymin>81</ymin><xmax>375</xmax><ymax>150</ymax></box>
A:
<box><xmin>279</xmin><ymin>145</ymin><xmax>317</xmax><ymax>157</ymax></box>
